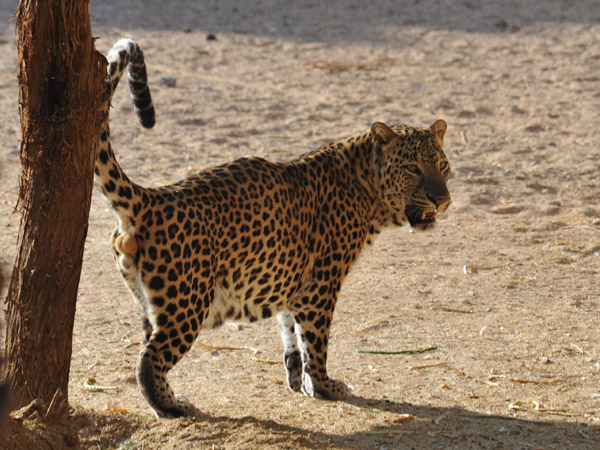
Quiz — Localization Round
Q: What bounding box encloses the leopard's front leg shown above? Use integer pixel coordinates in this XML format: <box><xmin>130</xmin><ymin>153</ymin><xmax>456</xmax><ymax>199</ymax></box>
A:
<box><xmin>290</xmin><ymin>295</ymin><xmax>349</xmax><ymax>400</ymax></box>
<box><xmin>277</xmin><ymin>312</ymin><xmax>303</xmax><ymax>392</ymax></box>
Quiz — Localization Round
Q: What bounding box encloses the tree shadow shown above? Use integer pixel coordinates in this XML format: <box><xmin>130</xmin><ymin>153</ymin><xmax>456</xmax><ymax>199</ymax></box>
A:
<box><xmin>10</xmin><ymin>394</ymin><xmax>597</xmax><ymax>449</ymax></box>
<box><xmin>87</xmin><ymin>0</ymin><xmax>600</xmax><ymax>42</ymax></box>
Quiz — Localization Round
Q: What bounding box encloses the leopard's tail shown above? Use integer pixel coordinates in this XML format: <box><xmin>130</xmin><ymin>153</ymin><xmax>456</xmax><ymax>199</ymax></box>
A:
<box><xmin>95</xmin><ymin>39</ymin><xmax>155</xmax><ymax>230</ymax></box>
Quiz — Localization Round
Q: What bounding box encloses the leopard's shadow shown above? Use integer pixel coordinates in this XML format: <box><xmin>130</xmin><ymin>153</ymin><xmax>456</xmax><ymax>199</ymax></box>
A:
<box><xmin>196</xmin><ymin>393</ymin><xmax>599</xmax><ymax>449</ymax></box>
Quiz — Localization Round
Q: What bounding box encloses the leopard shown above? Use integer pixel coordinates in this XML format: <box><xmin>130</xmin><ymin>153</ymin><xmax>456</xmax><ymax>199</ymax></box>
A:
<box><xmin>96</xmin><ymin>39</ymin><xmax>451</xmax><ymax>418</ymax></box>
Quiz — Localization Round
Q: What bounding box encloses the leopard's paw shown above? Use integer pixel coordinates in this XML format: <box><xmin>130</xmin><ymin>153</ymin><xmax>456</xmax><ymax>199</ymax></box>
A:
<box><xmin>160</xmin><ymin>395</ymin><xmax>201</xmax><ymax>418</ymax></box>
<box><xmin>302</xmin><ymin>375</ymin><xmax>350</xmax><ymax>400</ymax></box>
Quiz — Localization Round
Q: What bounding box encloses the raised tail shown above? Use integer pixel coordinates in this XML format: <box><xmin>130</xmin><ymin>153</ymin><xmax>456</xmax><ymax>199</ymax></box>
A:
<box><xmin>95</xmin><ymin>39</ymin><xmax>155</xmax><ymax>229</ymax></box>
<box><xmin>106</xmin><ymin>39</ymin><xmax>155</xmax><ymax>128</ymax></box>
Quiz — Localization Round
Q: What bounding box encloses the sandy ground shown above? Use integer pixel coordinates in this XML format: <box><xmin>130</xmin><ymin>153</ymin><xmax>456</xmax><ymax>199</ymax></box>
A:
<box><xmin>1</xmin><ymin>1</ymin><xmax>600</xmax><ymax>448</ymax></box>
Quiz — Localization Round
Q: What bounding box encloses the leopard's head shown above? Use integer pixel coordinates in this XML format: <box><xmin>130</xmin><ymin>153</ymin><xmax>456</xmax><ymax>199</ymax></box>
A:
<box><xmin>371</xmin><ymin>120</ymin><xmax>451</xmax><ymax>231</ymax></box>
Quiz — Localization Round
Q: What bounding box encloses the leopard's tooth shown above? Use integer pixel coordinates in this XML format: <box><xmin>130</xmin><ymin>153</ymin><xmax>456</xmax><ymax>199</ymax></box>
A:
<box><xmin>422</xmin><ymin>210</ymin><xmax>438</xmax><ymax>220</ymax></box>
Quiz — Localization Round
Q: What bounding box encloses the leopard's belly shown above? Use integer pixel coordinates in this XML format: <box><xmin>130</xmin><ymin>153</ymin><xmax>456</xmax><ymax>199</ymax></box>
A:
<box><xmin>203</xmin><ymin>265</ymin><xmax>306</xmax><ymax>328</ymax></box>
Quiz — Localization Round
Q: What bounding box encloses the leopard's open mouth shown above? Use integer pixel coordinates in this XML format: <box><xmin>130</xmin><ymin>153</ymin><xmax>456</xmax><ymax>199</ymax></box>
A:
<box><xmin>420</xmin><ymin>210</ymin><xmax>438</xmax><ymax>222</ymax></box>
<box><xmin>406</xmin><ymin>206</ymin><xmax>438</xmax><ymax>229</ymax></box>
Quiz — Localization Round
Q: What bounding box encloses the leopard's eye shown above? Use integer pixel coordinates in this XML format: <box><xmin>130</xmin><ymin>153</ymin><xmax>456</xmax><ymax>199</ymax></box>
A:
<box><xmin>439</xmin><ymin>161</ymin><xmax>449</xmax><ymax>171</ymax></box>
<box><xmin>405</xmin><ymin>164</ymin><xmax>421</xmax><ymax>175</ymax></box>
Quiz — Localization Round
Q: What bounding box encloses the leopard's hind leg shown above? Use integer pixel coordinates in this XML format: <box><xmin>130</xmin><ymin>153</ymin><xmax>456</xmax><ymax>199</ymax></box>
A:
<box><xmin>136</xmin><ymin>288</ymin><xmax>205</xmax><ymax>418</ymax></box>
<box><xmin>114</xmin><ymin>230</ymin><xmax>207</xmax><ymax>418</ymax></box>
<box><xmin>136</xmin><ymin>277</ymin><xmax>208</xmax><ymax>418</ymax></box>
<box><xmin>137</xmin><ymin>330</ymin><xmax>200</xmax><ymax>418</ymax></box>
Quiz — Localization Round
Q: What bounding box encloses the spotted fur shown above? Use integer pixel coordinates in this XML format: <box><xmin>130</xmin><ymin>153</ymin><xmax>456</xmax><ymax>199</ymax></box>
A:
<box><xmin>96</xmin><ymin>39</ymin><xmax>451</xmax><ymax>418</ymax></box>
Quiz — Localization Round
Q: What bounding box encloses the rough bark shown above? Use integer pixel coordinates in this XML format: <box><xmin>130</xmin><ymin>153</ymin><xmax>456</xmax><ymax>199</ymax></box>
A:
<box><xmin>4</xmin><ymin>0</ymin><xmax>106</xmax><ymax>409</ymax></box>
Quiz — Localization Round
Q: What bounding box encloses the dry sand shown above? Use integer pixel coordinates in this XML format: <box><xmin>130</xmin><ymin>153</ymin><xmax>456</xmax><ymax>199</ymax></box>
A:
<box><xmin>1</xmin><ymin>1</ymin><xmax>599</xmax><ymax>448</ymax></box>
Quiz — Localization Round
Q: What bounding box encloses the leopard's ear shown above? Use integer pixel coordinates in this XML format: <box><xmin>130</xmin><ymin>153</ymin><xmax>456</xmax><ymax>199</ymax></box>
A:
<box><xmin>429</xmin><ymin>119</ymin><xmax>447</xmax><ymax>146</ymax></box>
<box><xmin>371</xmin><ymin>122</ymin><xmax>398</xmax><ymax>147</ymax></box>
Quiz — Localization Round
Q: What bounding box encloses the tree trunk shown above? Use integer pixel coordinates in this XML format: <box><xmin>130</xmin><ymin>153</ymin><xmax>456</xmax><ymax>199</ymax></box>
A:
<box><xmin>4</xmin><ymin>0</ymin><xmax>106</xmax><ymax>410</ymax></box>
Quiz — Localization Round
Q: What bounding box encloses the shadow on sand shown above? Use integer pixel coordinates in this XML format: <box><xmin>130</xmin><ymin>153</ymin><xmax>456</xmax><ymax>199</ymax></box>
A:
<box><xmin>157</xmin><ymin>393</ymin><xmax>600</xmax><ymax>449</ymax></box>
<box><xmin>86</xmin><ymin>0</ymin><xmax>600</xmax><ymax>43</ymax></box>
